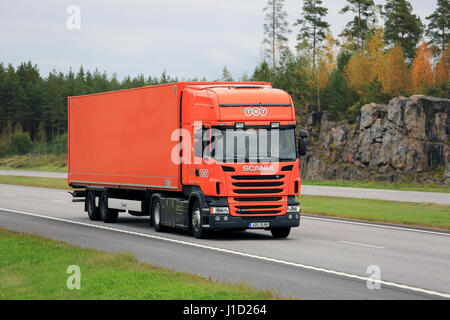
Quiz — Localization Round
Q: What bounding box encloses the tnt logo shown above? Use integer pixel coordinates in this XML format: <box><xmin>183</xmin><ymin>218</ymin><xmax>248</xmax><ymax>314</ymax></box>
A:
<box><xmin>244</xmin><ymin>107</ymin><xmax>268</xmax><ymax>117</ymax></box>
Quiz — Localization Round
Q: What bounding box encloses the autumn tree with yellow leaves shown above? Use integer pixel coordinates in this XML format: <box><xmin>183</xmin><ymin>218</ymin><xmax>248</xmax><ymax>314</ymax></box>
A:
<box><xmin>411</xmin><ymin>41</ymin><xmax>434</xmax><ymax>93</ymax></box>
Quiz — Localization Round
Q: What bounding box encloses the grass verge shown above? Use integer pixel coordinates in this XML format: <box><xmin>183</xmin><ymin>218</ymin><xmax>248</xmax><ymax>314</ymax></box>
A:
<box><xmin>0</xmin><ymin>227</ymin><xmax>277</xmax><ymax>299</ymax></box>
<box><xmin>299</xmin><ymin>195</ymin><xmax>450</xmax><ymax>230</ymax></box>
<box><xmin>0</xmin><ymin>175</ymin><xmax>70</xmax><ymax>190</ymax></box>
<box><xmin>302</xmin><ymin>179</ymin><xmax>450</xmax><ymax>193</ymax></box>
<box><xmin>0</xmin><ymin>154</ymin><xmax>67</xmax><ymax>172</ymax></box>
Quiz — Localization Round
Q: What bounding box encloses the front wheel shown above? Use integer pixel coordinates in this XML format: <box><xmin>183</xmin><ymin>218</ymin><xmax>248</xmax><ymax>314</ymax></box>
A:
<box><xmin>270</xmin><ymin>227</ymin><xmax>291</xmax><ymax>239</ymax></box>
<box><xmin>191</xmin><ymin>201</ymin><xmax>205</xmax><ymax>239</ymax></box>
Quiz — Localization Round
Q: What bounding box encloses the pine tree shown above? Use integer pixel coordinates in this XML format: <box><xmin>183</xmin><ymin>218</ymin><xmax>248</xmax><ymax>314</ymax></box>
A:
<box><xmin>315</xmin><ymin>34</ymin><xmax>336</xmax><ymax>110</ymax></box>
<box><xmin>0</xmin><ymin>65</ymin><xmax>27</xmax><ymax>131</ymax></box>
<box><xmin>434</xmin><ymin>45</ymin><xmax>449</xmax><ymax>88</ymax></box>
<box><xmin>251</xmin><ymin>61</ymin><xmax>274</xmax><ymax>82</ymax></box>
<box><xmin>426</xmin><ymin>0</ymin><xmax>449</xmax><ymax>53</ymax></box>
<box><xmin>263</xmin><ymin>0</ymin><xmax>290</xmax><ymax>72</ymax></box>
<box><xmin>221</xmin><ymin>66</ymin><xmax>234</xmax><ymax>81</ymax></box>
<box><xmin>322</xmin><ymin>69</ymin><xmax>351</xmax><ymax>119</ymax></box>
<box><xmin>340</xmin><ymin>0</ymin><xmax>375</xmax><ymax>51</ymax></box>
<box><xmin>295</xmin><ymin>0</ymin><xmax>329</xmax><ymax>68</ymax></box>
<box><xmin>383</xmin><ymin>0</ymin><xmax>424</xmax><ymax>61</ymax></box>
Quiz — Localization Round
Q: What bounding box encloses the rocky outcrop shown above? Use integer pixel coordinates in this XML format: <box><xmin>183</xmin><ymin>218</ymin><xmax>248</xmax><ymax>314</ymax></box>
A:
<box><xmin>300</xmin><ymin>95</ymin><xmax>450</xmax><ymax>184</ymax></box>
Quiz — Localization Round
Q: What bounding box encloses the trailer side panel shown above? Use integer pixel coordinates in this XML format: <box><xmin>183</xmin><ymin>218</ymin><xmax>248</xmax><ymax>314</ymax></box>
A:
<box><xmin>68</xmin><ymin>84</ymin><xmax>181</xmax><ymax>191</ymax></box>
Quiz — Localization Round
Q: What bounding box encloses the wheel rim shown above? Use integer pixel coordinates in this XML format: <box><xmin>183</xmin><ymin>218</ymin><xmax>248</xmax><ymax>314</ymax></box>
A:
<box><xmin>192</xmin><ymin>207</ymin><xmax>201</xmax><ymax>232</ymax></box>
<box><xmin>154</xmin><ymin>203</ymin><xmax>161</xmax><ymax>225</ymax></box>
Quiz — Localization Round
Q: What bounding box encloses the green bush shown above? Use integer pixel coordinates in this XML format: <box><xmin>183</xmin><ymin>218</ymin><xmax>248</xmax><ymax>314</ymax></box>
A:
<box><xmin>5</xmin><ymin>131</ymin><xmax>33</xmax><ymax>156</ymax></box>
<box><xmin>32</xmin><ymin>133</ymin><xmax>67</xmax><ymax>155</ymax></box>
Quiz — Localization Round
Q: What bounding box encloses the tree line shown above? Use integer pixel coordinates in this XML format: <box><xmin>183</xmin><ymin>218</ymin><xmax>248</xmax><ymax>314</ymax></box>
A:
<box><xmin>0</xmin><ymin>0</ymin><xmax>448</xmax><ymax>156</ymax></box>
<box><xmin>254</xmin><ymin>0</ymin><xmax>448</xmax><ymax>119</ymax></box>
<box><xmin>0</xmin><ymin>62</ymin><xmax>188</xmax><ymax>156</ymax></box>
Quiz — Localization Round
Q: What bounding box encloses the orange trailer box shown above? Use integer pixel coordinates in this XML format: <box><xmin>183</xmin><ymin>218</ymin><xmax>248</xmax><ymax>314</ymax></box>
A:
<box><xmin>68</xmin><ymin>83</ymin><xmax>182</xmax><ymax>191</ymax></box>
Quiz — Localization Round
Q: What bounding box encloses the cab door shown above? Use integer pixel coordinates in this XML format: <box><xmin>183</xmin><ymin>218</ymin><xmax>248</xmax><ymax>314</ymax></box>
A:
<box><xmin>181</xmin><ymin>121</ymin><xmax>206</xmax><ymax>186</ymax></box>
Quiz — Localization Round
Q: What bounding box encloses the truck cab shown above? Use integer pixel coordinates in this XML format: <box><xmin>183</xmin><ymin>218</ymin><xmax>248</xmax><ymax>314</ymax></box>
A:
<box><xmin>179</xmin><ymin>83</ymin><xmax>304</xmax><ymax>238</ymax></box>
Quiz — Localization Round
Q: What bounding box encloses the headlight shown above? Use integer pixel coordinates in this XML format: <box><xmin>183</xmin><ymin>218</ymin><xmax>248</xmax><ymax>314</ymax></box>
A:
<box><xmin>287</xmin><ymin>205</ymin><xmax>300</xmax><ymax>213</ymax></box>
<box><xmin>210</xmin><ymin>207</ymin><xmax>229</xmax><ymax>214</ymax></box>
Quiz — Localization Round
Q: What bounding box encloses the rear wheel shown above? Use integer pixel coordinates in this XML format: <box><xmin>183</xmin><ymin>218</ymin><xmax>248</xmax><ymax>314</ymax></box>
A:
<box><xmin>191</xmin><ymin>200</ymin><xmax>205</xmax><ymax>239</ymax></box>
<box><xmin>87</xmin><ymin>190</ymin><xmax>101</xmax><ymax>221</ymax></box>
<box><xmin>151</xmin><ymin>199</ymin><xmax>165</xmax><ymax>232</ymax></box>
<box><xmin>99</xmin><ymin>192</ymin><xmax>118</xmax><ymax>223</ymax></box>
<box><xmin>270</xmin><ymin>227</ymin><xmax>291</xmax><ymax>239</ymax></box>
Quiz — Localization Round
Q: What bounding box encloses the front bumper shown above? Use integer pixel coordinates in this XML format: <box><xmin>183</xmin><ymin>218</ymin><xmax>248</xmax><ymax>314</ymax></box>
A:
<box><xmin>206</xmin><ymin>212</ymin><xmax>300</xmax><ymax>230</ymax></box>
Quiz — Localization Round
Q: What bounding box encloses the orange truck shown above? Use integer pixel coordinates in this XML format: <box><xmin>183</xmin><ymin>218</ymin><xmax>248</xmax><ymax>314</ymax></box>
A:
<box><xmin>68</xmin><ymin>82</ymin><xmax>307</xmax><ymax>238</ymax></box>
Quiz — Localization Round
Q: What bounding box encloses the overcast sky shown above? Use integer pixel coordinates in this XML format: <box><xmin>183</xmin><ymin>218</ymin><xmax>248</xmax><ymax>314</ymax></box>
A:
<box><xmin>0</xmin><ymin>0</ymin><xmax>436</xmax><ymax>81</ymax></box>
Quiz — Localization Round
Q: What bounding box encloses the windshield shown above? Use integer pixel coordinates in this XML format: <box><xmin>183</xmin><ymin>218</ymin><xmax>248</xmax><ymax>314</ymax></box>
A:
<box><xmin>198</xmin><ymin>127</ymin><xmax>296</xmax><ymax>163</ymax></box>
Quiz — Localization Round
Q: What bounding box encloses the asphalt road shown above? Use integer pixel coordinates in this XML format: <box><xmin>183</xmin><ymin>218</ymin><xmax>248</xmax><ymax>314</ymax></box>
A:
<box><xmin>0</xmin><ymin>169</ymin><xmax>449</xmax><ymax>204</ymax></box>
<box><xmin>0</xmin><ymin>183</ymin><xmax>449</xmax><ymax>299</ymax></box>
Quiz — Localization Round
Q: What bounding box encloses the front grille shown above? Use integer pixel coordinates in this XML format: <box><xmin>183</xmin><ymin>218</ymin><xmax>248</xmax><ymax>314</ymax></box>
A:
<box><xmin>234</xmin><ymin>188</ymin><xmax>283</xmax><ymax>194</ymax></box>
<box><xmin>236</xmin><ymin>205</ymin><xmax>281</xmax><ymax>209</ymax></box>
<box><xmin>230</xmin><ymin>174</ymin><xmax>286</xmax><ymax>216</ymax></box>
<box><xmin>234</xmin><ymin>197</ymin><xmax>282</xmax><ymax>202</ymax></box>
<box><xmin>232</xmin><ymin>175</ymin><xmax>284</xmax><ymax>180</ymax></box>
<box><xmin>232</xmin><ymin>182</ymin><xmax>283</xmax><ymax>187</ymax></box>
<box><xmin>236</xmin><ymin>210</ymin><xmax>281</xmax><ymax>215</ymax></box>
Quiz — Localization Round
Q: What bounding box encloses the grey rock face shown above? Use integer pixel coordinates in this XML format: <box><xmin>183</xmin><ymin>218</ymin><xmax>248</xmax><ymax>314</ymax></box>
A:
<box><xmin>300</xmin><ymin>96</ymin><xmax>450</xmax><ymax>183</ymax></box>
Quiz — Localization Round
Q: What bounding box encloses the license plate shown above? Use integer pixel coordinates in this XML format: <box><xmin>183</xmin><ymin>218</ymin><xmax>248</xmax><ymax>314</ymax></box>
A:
<box><xmin>249</xmin><ymin>222</ymin><xmax>270</xmax><ymax>228</ymax></box>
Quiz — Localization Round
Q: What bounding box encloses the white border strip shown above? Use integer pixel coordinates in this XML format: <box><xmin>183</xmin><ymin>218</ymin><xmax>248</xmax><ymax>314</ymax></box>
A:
<box><xmin>0</xmin><ymin>207</ymin><xmax>449</xmax><ymax>299</ymax></box>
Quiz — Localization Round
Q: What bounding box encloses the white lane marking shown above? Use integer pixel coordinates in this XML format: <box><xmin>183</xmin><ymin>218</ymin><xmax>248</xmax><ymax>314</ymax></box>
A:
<box><xmin>2</xmin><ymin>193</ymin><xmax>15</xmax><ymax>196</ymax></box>
<box><xmin>1</xmin><ymin>207</ymin><xmax>449</xmax><ymax>299</ymax></box>
<box><xmin>340</xmin><ymin>241</ymin><xmax>385</xmax><ymax>249</ymax></box>
<box><xmin>52</xmin><ymin>200</ymin><xmax>67</xmax><ymax>203</ymax></box>
<box><xmin>303</xmin><ymin>216</ymin><xmax>450</xmax><ymax>236</ymax></box>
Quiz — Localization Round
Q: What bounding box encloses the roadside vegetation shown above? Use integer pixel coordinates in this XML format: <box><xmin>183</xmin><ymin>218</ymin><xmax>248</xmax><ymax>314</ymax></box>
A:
<box><xmin>299</xmin><ymin>195</ymin><xmax>450</xmax><ymax>230</ymax></box>
<box><xmin>0</xmin><ymin>227</ymin><xmax>277</xmax><ymax>299</ymax></box>
<box><xmin>0</xmin><ymin>176</ymin><xmax>69</xmax><ymax>190</ymax></box>
<box><xmin>0</xmin><ymin>153</ymin><xmax>67</xmax><ymax>172</ymax></box>
<box><xmin>301</xmin><ymin>179</ymin><xmax>450</xmax><ymax>194</ymax></box>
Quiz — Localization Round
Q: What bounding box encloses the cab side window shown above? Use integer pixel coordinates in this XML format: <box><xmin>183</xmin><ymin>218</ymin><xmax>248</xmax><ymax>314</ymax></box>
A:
<box><xmin>194</xmin><ymin>126</ymin><xmax>211</xmax><ymax>159</ymax></box>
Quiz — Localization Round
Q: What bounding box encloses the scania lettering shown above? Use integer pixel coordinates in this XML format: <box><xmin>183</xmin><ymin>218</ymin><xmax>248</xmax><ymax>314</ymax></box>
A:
<box><xmin>242</xmin><ymin>165</ymin><xmax>275</xmax><ymax>172</ymax></box>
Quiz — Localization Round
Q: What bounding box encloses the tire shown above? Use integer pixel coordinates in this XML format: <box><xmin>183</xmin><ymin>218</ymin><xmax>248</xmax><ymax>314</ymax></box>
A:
<box><xmin>270</xmin><ymin>227</ymin><xmax>291</xmax><ymax>239</ymax></box>
<box><xmin>191</xmin><ymin>200</ymin><xmax>205</xmax><ymax>239</ymax></box>
<box><xmin>151</xmin><ymin>198</ymin><xmax>165</xmax><ymax>232</ymax></box>
<box><xmin>99</xmin><ymin>192</ymin><xmax>118</xmax><ymax>223</ymax></box>
<box><xmin>86</xmin><ymin>190</ymin><xmax>101</xmax><ymax>221</ymax></box>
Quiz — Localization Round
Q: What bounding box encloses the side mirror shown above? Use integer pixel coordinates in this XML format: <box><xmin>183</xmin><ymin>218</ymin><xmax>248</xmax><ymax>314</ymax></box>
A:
<box><xmin>300</xmin><ymin>130</ymin><xmax>308</xmax><ymax>138</ymax></box>
<box><xmin>296</xmin><ymin>130</ymin><xmax>308</xmax><ymax>157</ymax></box>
